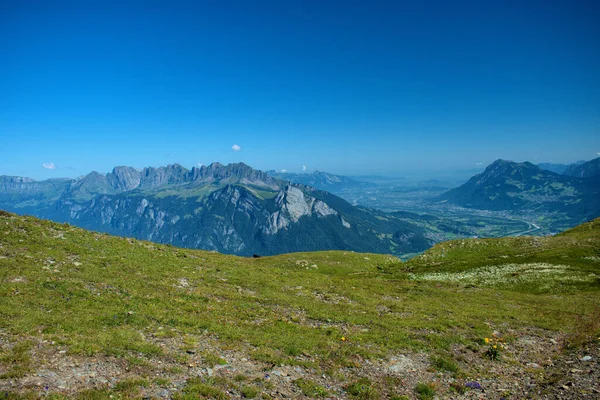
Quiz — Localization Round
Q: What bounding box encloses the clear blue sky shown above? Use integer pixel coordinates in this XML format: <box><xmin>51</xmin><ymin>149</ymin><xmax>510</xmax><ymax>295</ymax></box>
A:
<box><xmin>1</xmin><ymin>0</ymin><xmax>599</xmax><ymax>179</ymax></box>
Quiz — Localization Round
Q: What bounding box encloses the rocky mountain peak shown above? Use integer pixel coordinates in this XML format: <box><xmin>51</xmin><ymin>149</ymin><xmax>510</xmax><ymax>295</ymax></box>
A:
<box><xmin>108</xmin><ymin>166</ymin><xmax>142</xmax><ymax>191</ymax></box>
<box><xmin>485</xmin><ymin>159</ymin><xmax>515</xmax><ymax>172</ymax></box>
<box><xmin>139</xmin><ymin>164</ymin><xmax>190</xmax><ymax>188</ymax></box>
<box><xmin>477</xmin><ymin>159</ymin><xmax>541</xmax><ymax>185</ymax></box>
<box><xmin>189</xmin><ymin>162</ymin><xmax>281</xmax><ymax>189</ymax></box>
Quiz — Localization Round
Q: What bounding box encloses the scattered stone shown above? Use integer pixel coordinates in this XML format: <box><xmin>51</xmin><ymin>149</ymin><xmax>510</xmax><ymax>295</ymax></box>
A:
<box><xmin>581</xmin><ymin>355</ymin><xmax>592</xmax><ymax>361</ymax></box>
<box><xmin>561</xmin><ymin>382</ymin><xmax>573</xmax><ymax>390</ymax></box>
<box><xmin>387</xmin><ymin>355</ymin><xmax>414</xmax><ymax>373</ymax></box>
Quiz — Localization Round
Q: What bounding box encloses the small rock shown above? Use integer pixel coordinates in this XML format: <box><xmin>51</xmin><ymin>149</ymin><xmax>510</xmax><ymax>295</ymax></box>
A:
<box><xmin>387</xmin><ymin>355</ymin><xmax>414</xmax><ymax>373</ymax></box>
<box><xmin>526</xmin><ymin>362</ymin><xmax>541</xmax><ymax>368</ymax></box>
<box><xmin>581</xmin><ymin>355</ymin><xmax>592</xmax><ymax>361</ymax></box>
<box><xmin>570</xmin><ymin>368</ymin><xmax>583</xmax><ymax>373</ymax></box>
<box><xmin>549</xmin><ymin>338</ymin><xmax>557</xmax><ymax>344</ymax></box>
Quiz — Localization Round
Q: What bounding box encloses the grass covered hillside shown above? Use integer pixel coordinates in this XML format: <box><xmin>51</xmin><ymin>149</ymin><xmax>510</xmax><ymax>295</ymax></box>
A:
<box><xmin>1</xmin><ymin>211</ymin><xmax>599</xmax><ymax>399</ymax></box>
<box><xmin>405</xmin><ymin>218</ymin><xmax>600</xmax><ymax>293</ymax></box>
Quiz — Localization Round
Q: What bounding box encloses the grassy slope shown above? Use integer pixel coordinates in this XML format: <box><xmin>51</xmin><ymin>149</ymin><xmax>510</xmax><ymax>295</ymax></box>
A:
<box><xmin>406</xmin><ymin>218</ymin><xmax>600</xmax><ymax>275</ymax></box>
<box><xmin>1</xmin><ymin>211</ymin><xmax>599</xmax><ymax>398</ymax></box>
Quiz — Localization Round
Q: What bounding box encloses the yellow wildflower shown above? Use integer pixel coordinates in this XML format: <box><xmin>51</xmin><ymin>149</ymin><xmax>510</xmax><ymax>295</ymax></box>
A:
<box><xmin>341</xmin><ymin>336</ymin><xmax>346</xmax><ymax>341</ymax></box>
<box><xmin>484</xmin><ymin>338</ymin><xmax>489</xmax><ymax>343</ymax></box>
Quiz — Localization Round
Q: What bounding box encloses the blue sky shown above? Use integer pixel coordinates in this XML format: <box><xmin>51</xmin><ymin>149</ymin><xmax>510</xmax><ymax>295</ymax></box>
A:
<box><xmin>1</xmin><ymin>0</ymin><xmax>599</xmax><ymax>179</ymax></box>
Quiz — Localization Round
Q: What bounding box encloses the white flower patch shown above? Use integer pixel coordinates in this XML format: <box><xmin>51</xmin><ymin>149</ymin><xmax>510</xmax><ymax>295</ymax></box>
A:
<box><xmin>409</xmin><ymin>263</ymin><xmax>596</xmax><ymax>289</ymax></box>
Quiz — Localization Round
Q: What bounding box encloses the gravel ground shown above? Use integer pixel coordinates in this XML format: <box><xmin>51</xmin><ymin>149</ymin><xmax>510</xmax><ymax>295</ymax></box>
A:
<box><xmin>1</xmin><ymin>328</ymin><xmax>598</xmax><ymax>399</ymax></box>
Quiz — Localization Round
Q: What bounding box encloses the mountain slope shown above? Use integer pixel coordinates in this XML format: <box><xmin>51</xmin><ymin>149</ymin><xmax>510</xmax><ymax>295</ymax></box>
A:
<box><xmin>564</xmin><ymin>157</ymin><xmax>600</xmax><ymax>178</ymax></box>
<box><xmin>0</xmin><ymin>163</ymin><xmax>432</xmax><ymax>257</ymax></box>
<box><xmin>537</xmin><ymin>160</ymin><xmax>585</xmax><ymax>174</ymax></box>
<box><xmin>1</xmin><ymin>212</ymin><xmax>599</xmax><ymax>398</ymax></box>
<box><xmin>437</xmin><ymin>159</ymin><xmax>600</xmax><ymax>225</ymax></box>
<box><xmin>406</xmin><ymin>216</ymin><xmax>600</xmax><ymax>275</ymax></box>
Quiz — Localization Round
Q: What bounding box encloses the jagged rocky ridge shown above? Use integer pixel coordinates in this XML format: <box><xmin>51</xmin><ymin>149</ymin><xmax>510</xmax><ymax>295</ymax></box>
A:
<box><xmin>0</xmin><ymin>162</ymin><xmax>432</xmax><ymax>257</ymax></box>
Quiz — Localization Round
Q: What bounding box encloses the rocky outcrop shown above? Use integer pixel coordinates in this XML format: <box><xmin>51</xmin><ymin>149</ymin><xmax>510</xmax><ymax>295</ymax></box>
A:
<box><xmin>139</xmin><ymin>164</ymin><xmax>190</xmax><ymax>188</ymax></box>
<box><xmin>108</xmin><ymin>166</ymin><xmax>142</xmax><ymax>191</ymax></box>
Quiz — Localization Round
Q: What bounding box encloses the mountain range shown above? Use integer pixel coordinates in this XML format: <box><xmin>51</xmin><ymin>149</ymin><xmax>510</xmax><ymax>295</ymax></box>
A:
<box><xmin>266</xmin><ymin>170</ymin><xmax>373</xmax><ymax>193</ymax></box>
<box><xmin>0</xmin><ymin>162</ymin><xmax>433</xmax><ymax>257</ymax></box>
<box><xmin>438</xmin><ymin>158</ymin><xmax>600</xmax><ymax>228</ymax></box>
<box><xmin>2</xmin><ymin>158</ymin><xmax>599</xmax><ymax>258</ymax></box>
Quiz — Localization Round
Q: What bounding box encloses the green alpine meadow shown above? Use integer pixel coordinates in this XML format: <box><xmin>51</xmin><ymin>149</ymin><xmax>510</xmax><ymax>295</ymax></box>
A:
<box><xmin>1</xmin><ymin>210</ymin><xmax>599</xmax><ymax>398</ymax></box>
